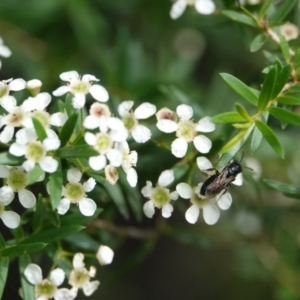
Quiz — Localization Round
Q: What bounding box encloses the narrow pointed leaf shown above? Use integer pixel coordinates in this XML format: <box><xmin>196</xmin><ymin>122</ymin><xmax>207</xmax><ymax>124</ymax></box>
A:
<box><xmin>19</xmin><ymin>255</ymin><xmax>35</xmax><ymax>300</ymax></box>
<box><xmin>259</xmin><ymin>0</ymin><xmax>274</xmax><ymax>18</ymax></box>
<box><xmin>0</xmin><ymin>152</ymin><xmax>24</xmax><ymax>165</ymax></box>
<box><xmin>32</xmin><ymin>118</ymin><xmax>47</xmax><ymax>141</ymax></box>
<box><xmin>220</xmin><ymin>73</ymin><xmax>259</xmax><ymax>106</ymax></box>
<box><xmin>211</xmin><ymin>112</ymin><xmax>247</xmax><ymax>124</ymax></box>
<box><xmin>264</xmin><ymin>179</ymin><xmax>300</xmax><ymax>196</ymax></box>
<box><xmin>279</xmin><ymin>35</ymin><xmax>290</xmax><ymax>63</ymax></box>
<box><xmin>55</xmin><ymin>145</ymin><xmax>99</xmax><ymax>158</ymax></box>
<box><xmin>0</xmin><ymin>243</ymin><xmax>47</xmax><ymax>257</ymax></box>
<box><xmin>219</xmin><ymin>130</ymin><xmax>248</xmax><ymax>154</ymax></box>
<box><xmin>272</xmin><ymin>64</ymin><xmax>291</xmax><ymax>99</ymax></box>
<box><xmin>61</xmin><ymin>208</ymin><xmax>103</xmax><ymax>226</ymax></box>
<box><xmin>258</xmin><ymin>67</ymin><xmax>277</xmax><ymax>111</ymax></box>
<box><xmin>294</xmin><ymin>48</ymin><xmax>300</xmax><ymax>80</ymax></box>
<box><xmin>251</xmin><ymin>126</ymin><xmax>263</xmax><ymax>153</ymax></box>
<box><xmin>269</xmin><ymin>0</ymin><xmax>298</xmax><ymax>24</ymax></box>
<box><xmin>277</xmin><ymin>95</ymin><xmax>300</xmax><ymax>105</ymax></box>
<box><xmin>0</xmin><ymin>257</ymin><xmax>9</xmax><ymax>299</ymax></box>
<box><xmin>235</xmin><ymin>103</ymin><xmax>252</xmax><ymax>121</ymax></box>
<box><xmin>59</xmin><ymin>113</ymin><xmax>78</xmax><ymax>147</ymax></box>
<box><xmin>250</xmin><ymin>33</ymin><xmax>267</xmax><ymax>52</ymax></box>
<box><xmin>49</xmin><ymin>160</ymin><xmax>63</xmax><ymax>209</ymax></box>
<box><xmin>268</xmin><ymin>106</ymin><xmax>300</xmax><ymax>126</ymax></box>
<box><xmin>255</xmin><ymin>120</ymin><xmax>284</xmax><ymax>158</ymax></box>
<box><xmin>222</xmin><ymin>10</ymin><xmax>258</xmax><ymax>27</ymax></box>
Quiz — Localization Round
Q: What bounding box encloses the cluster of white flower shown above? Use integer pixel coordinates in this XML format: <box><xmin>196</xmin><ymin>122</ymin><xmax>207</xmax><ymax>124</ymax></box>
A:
<box><xmin>142</xmin><ymin>156</ymin><xmax>243</xmax><ymax>225</ymax></box>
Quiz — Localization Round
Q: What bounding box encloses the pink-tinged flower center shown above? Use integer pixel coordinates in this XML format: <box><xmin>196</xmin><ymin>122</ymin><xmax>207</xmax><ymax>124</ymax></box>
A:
<box><xmin>25</xmin><ymin>141</ymin><xmax>46</xmax><ymax>162</ymax></box>
<box><xmin>64</xmin><ymin>183</ymin><xmax>85</xmax><ymax>203</ymax></box>
<box><xmin>156</xmin><ymin>108</ymin><xmax>178</xmax><ymax>121</ymax></box>
<box><xmin>90</xmin><ymin>103</ymin><xmax>110</xmax><ymax>118</ymax></box>
<box><xmin>7</xmin><ymin>108</ymin><xmax>25</xmax><ymax>127</ymax></box>
<box><xmin>176</xmin><ymin>120</ymin><xmax>196</xmax><ymax>142</ymax></box>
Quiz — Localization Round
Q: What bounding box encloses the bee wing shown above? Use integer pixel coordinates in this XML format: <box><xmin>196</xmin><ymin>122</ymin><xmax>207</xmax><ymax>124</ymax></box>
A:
<box><xmin>205</xmin><ymin>172</ymin><xmax>232</xmax><ymax>197</ymax></box>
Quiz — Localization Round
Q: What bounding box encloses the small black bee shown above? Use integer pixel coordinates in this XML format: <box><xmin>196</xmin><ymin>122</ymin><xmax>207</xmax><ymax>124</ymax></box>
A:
<box><xmin>200</xmin><ymin>159</ymin><xmax>243</xmax><ymax>198</ymax></box>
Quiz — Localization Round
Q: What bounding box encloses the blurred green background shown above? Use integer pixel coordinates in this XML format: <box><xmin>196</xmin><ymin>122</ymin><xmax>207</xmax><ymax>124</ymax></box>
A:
<box><xmin>1</xmin><ymin>0</ymin><xmax>300</xmax><ymax>299</ymax></box>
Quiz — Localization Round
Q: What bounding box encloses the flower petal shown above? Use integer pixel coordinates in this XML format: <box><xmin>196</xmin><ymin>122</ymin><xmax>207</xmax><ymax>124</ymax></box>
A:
<box><xmin>118</xmin><ymin>101</ymin><xmax>134</xmax><ymax>117</ymax></box>
<box><xmin>60</xmin><ymin>71</ymin><xmax>79</xmax><ymax>82</ymax></box>
<box><xmin>134</xmin><ymin>102</ymin><xmax>156</xmax><ymax>119</ymax></box>
<box><xmin>158</xmin><ymin>170</ymin><xmax>174</xmax><ymax>187</ymax></box>
<box><xmin>132</xmin><ymin>125</ymin><xmax>151</xmax><ymax>143</ymax></box>
<box><xmin>195</xmin><ymin>0</ymin><xmax>215</xmax><ymax>15</ymax></box>
<box><xmin>0</xmin><ymin>125</ymin><xmax>14</xmax><ymax>143</ymax></box>
<box><xmin>73</xmin><ymin>253</ymin><xmax>85</xmax><ymax>269</ymax></box>
<box><xmin>176</xmin><ymin>183</ymin><xmax>193</xmax><ymax>199</ymax></box>
<box><xmin>84</xmin><ymin>132</ymin><xmax>96</xmax><ymax>146</ymax></box>
<box><xmin>83</xmin><ymin>115</ymin><xmax>99</xmax><ymax>129</ymax></box>
<box><xmin>22</xmin><ymin>160</ymin><xmax>35</xmax><ymax>172</ymax></box>
<box><xmin>43</xmin><ymin>137</ymin><xmax>60</xmax><ymax>151</ymax></box>
<box><xmin>0</xmin><ymin>165</ymin><xmax>9</xmax><ymax>178</ymax></box>
<box><xmin>170</xmin><ymin>191</ymin><xmax>179</xmax><ymax>200</ymax></box>
<box><xmin>24</xmin><ymin>263</ymin><xmax>43</xmax><ymax>285</ymax></box>
<box><xmin>162</xmin><ymin>203</ymin><xmax>173</xmax><ymax>218</ymax></box>
<box><xmin>9</xmin><ymin>143</ymin><xmax>26</xmax><ymax>157</ymax></box>
<box><xmin>177</xmin><ymin>104</ymin><xmax>193</xmax><ymax>121</ymax></box>
<box><xmin>67</xmin><ymin>168</ymin><xmax>82</xmax><ymax>183</ymax></box>
<box><xmin>203</xmin><ymin>203</ymin><xmax>220</xmax><ymax>225</ymax></box>
<box><xmin>126</xmin><ymin>168</ymin><xmax>138</xmax><ymax>187</ymax></box>
<box><xmin>53</xmin><ymin>86</ymin><xmax>69</xmax><ymax>97</ymax></box>
<box><xmin>34</xmin><ymin>92</ymin><xmax>51</xmax><ymax>110</ymax></box>
<box><xmin>170</xmin><ymin>0</ymin><xmax>187</xmax><ymax>19</ymax></box>
<box><xmin>106</xmin><ymin>149</ymin><xmax>122</xmax><ymax>167</ymax></box>
<box><xmin>143</xmin><ymin>200</ymin><xmax>155</xmax><ymax>218</ymax></box>
<box><xmin>171</xmin><ymin>138</ymin><xmax>188</xmax><ymax>158</ymax></box>
<box><xmin>89</xmin><ymin>85</ymin><xmax>109</xmax><ymax>102</ymax></box>
<box><xmin>18</xmin><ymin>189</ymin><xmax>36</xmax><ymax>208</ymax></box>
<box><xmin>89</xmin><ymin>155</ymin><xmax>107</xmax><ymax>171</ymax></box>
<box><xmin>82</xmin><ymin>74</ymin><xmax>99</xmax><ymax>82</ymax></box>
<box><xmin>217</xmin><ymin>192</ymin><xmax>232</xmax><ymax>210</ymax></box>
<box><xmin>232</xmin><ymin>173</ymin><xmax>243</xmax><ymax>186</ymax></box>
<box><xmin>54</xmin><ymin>288</ymin><xmax>78</xmax><ymax>300</ymax></box>
<box><xmin>156</xmin><ymin>119</ymin><xmax>178</xmax><ymax>133</ymax></box>
<box><xmin>9</xmin><ymin>78</ymin><xmax>26</xmax><ymax>91</ymax></box>
<box><xmin>185</xmin><ymin>205</ymin><xmax>200</xmax><ymax>224</ymax></box>
<box><xmin>83</xmin><ymin>178</ymin><xmax>96</xmax><ymax>192</ymax></box>
<box><xmin>82</xmin><ymin>281</ymin><xmax>100</xmax><ymax>296</ymax></box>
<box><xmin>50</xmin><ymin>112</ymin><xmax>68</xmax><ymax>127</ymax></box>
<box><xmin>196</xmin><ymin>156</ymin><xmax>213</xmax><ymax>170</ymax></box>
<box><xmin>141</xmin><ymin>181</ymin><xmax>152</xmax><ymax>197</ymax></box>
<box><xmin>196</xmin><ymin>116</ymin><xmax>215</xmax><ymax>132</ymax></box>
<box><xmin>193</xmin><ymin>135</ymin><xmax>212</xmax><ymax>153</ymax></box>
<box><xmin>78</xmin><ymin>198</ymin><xmax>97</xmax><ymax>216</ymax></box>
<box><xmin>50</xmin><ymin>268</ymin><xmax>65</xmax><ymax>287</ymax></box>
<box><xmin>57</xmin><ymin>198</ymin><xmax>71</xmax><ymax>215</ymax></box>
<box><xmin>1</xmin><ymin>211</ymin><xmax>20</xmax><ymax>228</ymax></box>
<box><xmin>39</xmin><ymin>157</ymin><xmax>58</xmax><ymax>173</ymax></box>
<box><xmin>72</xmin><ymin>94</ymin><xmax>85</xmax><ymax>109</ymax></box>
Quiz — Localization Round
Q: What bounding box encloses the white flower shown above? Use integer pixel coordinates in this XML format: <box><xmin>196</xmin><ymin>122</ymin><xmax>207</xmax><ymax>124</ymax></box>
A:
<box><xmin>176</xmin><ymin>182</ymin><xmax>232</xmax><ymax>225</ymax></box>
<box><xmin>52</xmin><ymin>71</ymin><xmax>109</xmax><ymax>109</ymax></box>
<box><xmin>96</xmin><ymin>245</ymin><xmax>114</xmax><ymax>266</ymax></box>
<box><xmin>280</xmin><ymin>23</ymin><xmax>299</xmax><ymax>41</ymax></box>
<box><xmin>0</xmin><ymin>165</ymin><xmax>39</xmax><ymax>208</ymax></box>
<box><xmin>104</xmin><ymin>165</ymin><xmax>119</xmax><ymax>185</ymax></box>
<box><xmin>83</xmin><ymin>102</ymin><xmax>111</xmax><ymax>129</ymax></box>
<box><xmin>21</xmin><ymin>92</ymin><xmax>67</xmax><ymax>128</ymax></box>
<box><xmin>26</xmin><ymin>79</ymin><xmax>42</xmax><ymax>96</ymax></box>
<box><xmin>56</xmin><ymin>168</ymin><xmax>97</xmax><ymax>217</ymax></box>
<box><xmin>142</xmin><ymin>170</ymin><xmax>178</xmax><ymax>219</ymax></box>
<box><xmin>9</xmin><ymin>127</ymin><xmax>60</xmax><ymax>173</ymax></box>
<box><xmin>117</xmin><ymin>100</ymin><xmax>156</xmax><ymax>143</ymax></box>
<box><xmin>157</xmin><ymin>104</ymin><xmax>215</xmax><ymax>158</ymax></box>
<box><xmin>24</xmin><ymin>264</ymin><xmax>77</xmax><ymax>300</ymax></box>
<box><xmin>69</xmin><ymin>253</ymin><xmax>100</xmax><ymax>297</ymax></box>
<box><xmin>0</xmin><ymin>186</ymin><xmax>20</xmax><ymax>228</ymax></box>
<box><xmin>0</xmin><ymin>37</ymin><xmax>12</xmax><ymax>69</ymax></box>
<box><xmin>170</xmin><ymin>0</ymin><xmax>215</xmax><ymax>19</ymax></box>
<box><xmin>0</xmin><ymin>78</ymin><xmax>26</xmax><ymax>100</ymax></box>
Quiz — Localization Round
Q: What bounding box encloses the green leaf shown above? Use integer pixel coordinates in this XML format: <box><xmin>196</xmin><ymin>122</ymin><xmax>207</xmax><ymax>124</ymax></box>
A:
<box><xmin>219</xmin><ymin>129</ymin><xmax>248</xmax><ymax>154</ymax></box>
<box><xmin>250</xmin><ymin>33</ymin><xmax>267</xmax><ymax>52</ymax></box>
<box><xmin>268</xmin><ymin>106</ymin><xmax>300</xmax><ymax>126</ymax></box>
<box><xmin>272</xmin><ymin>64</ymin><xmax>291</xmax><ymax>99</ymax></box>
<box><xmin>49</xmin><ymin>161</ymin><xmax>63</xmax><ymax>209</ymax></box>
<box><xmin>258</xmin><ymin>67</ymin><xmax>277</xmax><ymax>111</ymax></box>
<box><xmin>0</xmin><ymin>233</ymin><xmax>6</xmax><ymax>250</ymax></box>
<box><xmin>211</xmin><ymin>112</ymin><xmax>247</xmax><ymax>124</ymax></box>
<box><xmin>277</xmin><ymin>95</ymin><xmax>300</xmax><ymax>105</ymax></box>
<box><xmin>21</xmin><ymin>225</ymin><xmax>84</xmax><ymax>244</ymax></box>
<box><xmin>26</xmin><ymin>164</ymin><xmax>43</xmax><ymax>186</ymax></box>
<box><xmin>220</xmin><ymin>73</ymin><xmax>259</xmax><ymax>106</ymax></box>
<box><xmin>104</xmin><ymin>181</ymin><xmax>129</xmax><ymax>220</ymax></box>
<box><xmin>65</xmin><ymin>93</ymin><xmax>76</xmax><ymax>116</ymax></box>
<box><xmin>218</xmin><ymin>124</ymin><xmax>254</xmax><ymax>167</ymax></box>
<box><xmin>55</xmin><ymin>145</ymin><xmax>99</xmax><ymax>158</ymax></box>
<box><xmin>264</xmin><ymin>179</ymin><xmax>300</xmax><ymax>196</ymax></box>
<box><xmin>251</xmin><ymin>111</ymin><xmax>269</xmax><ymax>153</ymax></box>
<box><xmin>293</xmin><ymin>48</ymin><xmax>300</xmax><ymax>80</ymax></box>
<box><xmin>0</xmin><ymin>152</ymin><xmax>24</xmax><ymax>165</ymax></box>
<box><xmin>255</xmin><ymin>120</ymin><xmax>284</xmax><ymax>158</ymax></box>
<box><xmin>19</xmin><ymin>255</ymin><xmax>35</xmax><ymax>300</ymax></box>
<box><xmin>59</xmin><ymin>113</ymin><xmax>78</xmax><ymax>147</ymax></box>
<box><xmin>269</xmin><ymin>0</ymin><xmax>298</xmax><ymax>24</ymax></box>
<box><xmin>32</xmin><ymin>117</ymin><xmax>47</xmax><ymax>141</ymax></box>
<box><xmin>235</xmin><ymin>103</ymin><xmax>252</xmax><ymax>121</ymax></box>
<box><xmin>259</xmin><ymin>0</ymin><xmax>274</xmax><ymax>18</ymax></box>
<box><xmin>222</xmin><ymin>10</ymin><xmax>258</xmax><ymax>27</ymax></box>
<box><xmin>279</xmin><ymin>35</ymin><xmax>290</xmax><ymax>63</ymax></box>
<box><xmin>0</xmin><ymin>257</ymin><xmax>9</xmax><ymax>299</ymax></box>
<box><xmin>60</xmin><ymin>208</ymin><xmax>103</xmax><ymax>226</ymax></box>
<box><xmin>0</xmin><ymin>243</ymin><xmax>47</xmax><ymax>257</ymax></box>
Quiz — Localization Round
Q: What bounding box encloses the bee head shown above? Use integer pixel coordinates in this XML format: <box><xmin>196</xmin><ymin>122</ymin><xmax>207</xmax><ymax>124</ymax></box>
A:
<box><xmin>227</xmin><ymin>160</ymin><xmax>242</xmax><ymax>176</ymax></box>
